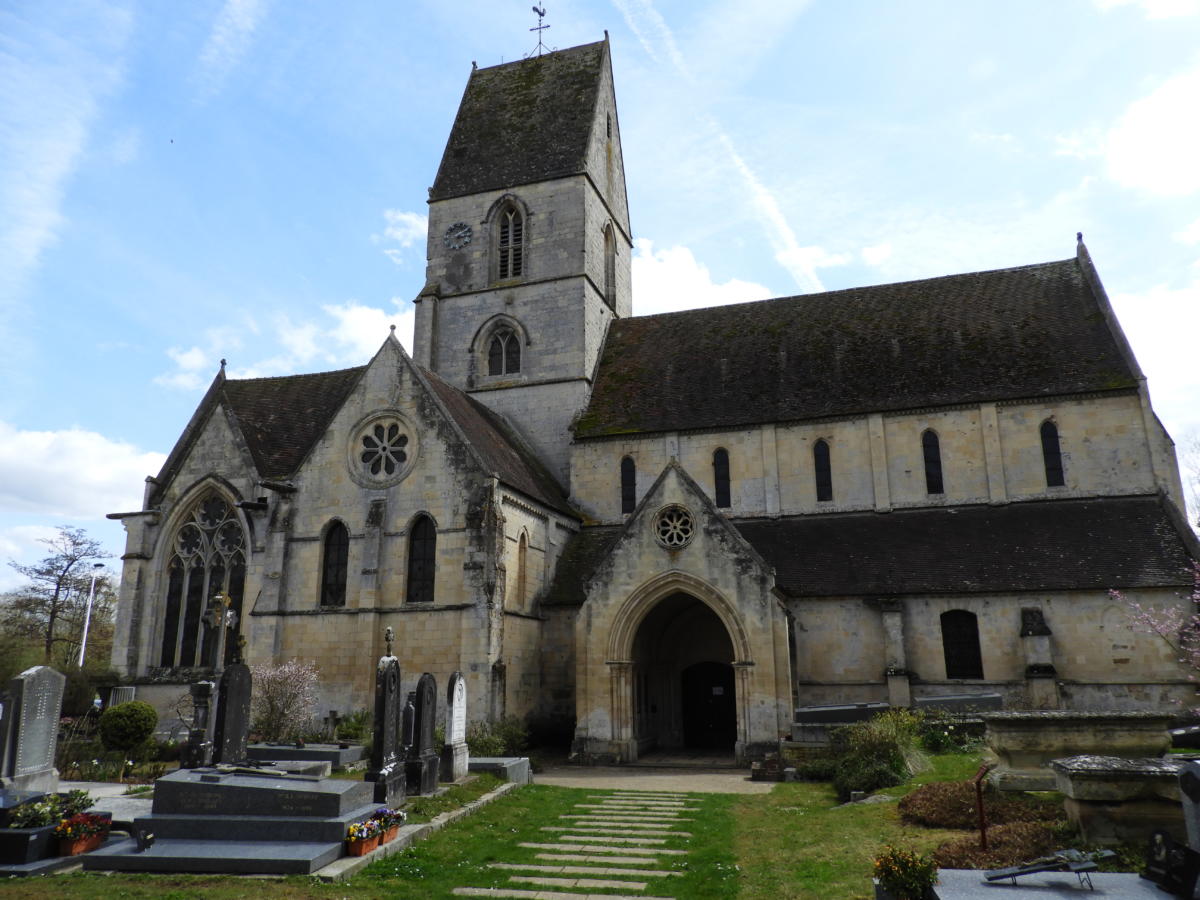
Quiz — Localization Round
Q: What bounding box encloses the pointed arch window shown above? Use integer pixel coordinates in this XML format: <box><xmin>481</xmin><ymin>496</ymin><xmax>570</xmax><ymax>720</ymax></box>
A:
<box><xmin>713</xmin><ymin>448</ymin><xmax>731</xmax><ymax>508</ymax></box>
<box><xmin>159</xmin><ymin>492</ymin><xmax>246</xmax><ymax>669</ymax></box>
<box><xmin>1040</xmin><ymin>420</ymin><xmax>1065</xmax><ymax>487</ymax></box>
<box><xmin>320</xmin><ymin>521</ymin><xmax>349</xmax><ymax>608</ymax></box>
<box><xmin>814</xmin><ymin>439</ymin><xmax>833</xmax><ymax>502</ymax></box>
<box><xmin>407</xmin><ymin>515</ymin><xmax>436</xmax><ymax>603</ymax></box>
<box><xmin>922</xmin><ymin>430</ymin><xmax>944</xmax><ymax>495</ymax></box>
<box><xmin>498</xmin><ymin>205</ymin><xmax>525</xmax><ymax>279</ymax></box>
<box><xmin>516</xmin><ymin>533</ymin><xmax>528</xmax><ymax>610</ymax></box>
<box><xmin>620</xmin><ymin>456</ymin><xmax>636</xmax><ymax>515</ymax></box>
<box><xmin>941</xmin><ymin>610</ymin><xmax>983</xmax><ymax>679</ymax></box>
<box><xmin>488</xmin><ymin>327</ymin><xmax>521</xmax><ymax>375</ymax></box>
<box><xmin>603</xmin><ymin>225</ymin><xmax>616</xmax><ymax>309</ymax></box>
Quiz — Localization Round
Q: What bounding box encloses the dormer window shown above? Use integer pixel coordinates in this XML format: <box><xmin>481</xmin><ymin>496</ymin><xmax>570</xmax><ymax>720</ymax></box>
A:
<box><xmin>498</xmin><ymin>205</ymin><xmax>524</xmax><ymax>278</ymax></box>
<box><xmin>488</xmin><ymin>328</ymin><xmax>521</xmax><ymax>375</ymax></box>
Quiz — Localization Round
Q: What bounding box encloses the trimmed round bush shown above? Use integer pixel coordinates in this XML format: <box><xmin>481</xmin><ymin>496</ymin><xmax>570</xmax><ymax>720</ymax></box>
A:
<box><xmin>98</xmin><ymin>700</ymin><xmax>157</xmax><ymax>753</ymax></box>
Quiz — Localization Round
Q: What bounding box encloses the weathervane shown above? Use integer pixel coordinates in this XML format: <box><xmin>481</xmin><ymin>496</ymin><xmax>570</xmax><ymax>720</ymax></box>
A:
<box><xmin>528</xmin><ymin>6</ymin><xmax>552</xmax><ymax>58</ymax></box>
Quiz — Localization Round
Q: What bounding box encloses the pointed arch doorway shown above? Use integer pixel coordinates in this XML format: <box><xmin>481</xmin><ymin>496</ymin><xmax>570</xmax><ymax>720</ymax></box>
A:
<box><xmin>632</xmin><ymin>591</ymin><xmax>737</xmax><ymax>756</ymax></box>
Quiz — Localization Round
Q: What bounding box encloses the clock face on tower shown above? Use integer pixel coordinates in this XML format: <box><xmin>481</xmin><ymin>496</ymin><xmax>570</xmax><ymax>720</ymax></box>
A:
<box><xmin>444</xmin><ymin>222</ymin><xmax>472</xmax><ymax>250</ymax></box>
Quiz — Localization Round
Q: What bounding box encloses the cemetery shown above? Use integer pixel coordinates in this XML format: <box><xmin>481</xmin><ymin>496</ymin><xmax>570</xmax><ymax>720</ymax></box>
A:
<box><xmin>9</xmin><ymin>612</ymin><xmax>1200</xmax><ymax>895</ymax></box>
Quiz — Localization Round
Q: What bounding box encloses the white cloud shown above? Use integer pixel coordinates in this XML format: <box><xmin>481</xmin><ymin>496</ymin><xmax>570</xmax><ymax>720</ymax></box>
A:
<box><xmin>862</xmin><ymin>242</ymin><xmax>893</xmax><ymax>267</ymax></box>
<box><xmin>377</xmin><ymin>209</ymin><xmax>427</xmax><ymax>265</ymax></box>
<box><xmin>611</xmin><ymin>0</ymin><xmax>691</xmax><ymax>79</ymax></box>
<box><xmin>1175</xmin><ymin>219</ymin><xmax>1200</xmax><ymax>245</ymax></box>
<box><xmin>1094</xmin><ymin>0</ymin><xmax>1200</xmax><ymax>17</ymax></box>
<box><xmin>0</xmin><ymin>4</ymin><xmax>129</xmax><ymax>317</ymax></box>
<box><xmin>631</xmin><ymin>239</ymin><xmax>774</xmax><ymax>316</ymax></box>
<box><xmin>196</xmin><ymin>0</ymin><xmax>269</xmax><ymax>95</ymax></box>
<box><xmin>1106</xmin><ymin>65</ymin><xmax>1200</xmax><ymax>195</ymax></box>
<box><xmin>323</xmin><ymin>300</ymin><xmax>415</xmax><ymax>359</ymax></box>
<box><xmin>0</xmin><ymin>422</ymin><xmax>165</xmax><ymax>519</ymax></box>
<box><xmin>1053</xmin><ymin>132</ymin><xmax>1103</xmax><ymax>160</ymax></box>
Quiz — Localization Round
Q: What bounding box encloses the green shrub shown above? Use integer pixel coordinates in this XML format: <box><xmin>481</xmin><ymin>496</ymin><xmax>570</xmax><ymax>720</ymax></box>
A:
<box><xmin>335</xmin><ymin>708</ymin><xmax>372</xmax><ymax>743</ymax></box>
<box><xmin>98</xmin><ymin>700</ymin><xmax>157</xmax><ymax>754</ymax></box>
<box><xmin>833</xmin><ymin>754</ymin><xmax>904</xmax><ymax>800</ymax></box>
<box><xmin>873</xmin><ymin>845</ymin><xmax>938</xmax><ymax>900</ymax></box>
<box><xmin>829</xmin><ymin>709</ymin><xmax>927</xmax><ymax>800</ymax></box>
<box><xmin>466</xmin><ymin>715</ymin><xmax>529</xmax><ymax>756</ymax></box>
<box><xmin>792</xmin><ymin>757</ymin><xmax>837</xmax><ymax>781</ymax></box>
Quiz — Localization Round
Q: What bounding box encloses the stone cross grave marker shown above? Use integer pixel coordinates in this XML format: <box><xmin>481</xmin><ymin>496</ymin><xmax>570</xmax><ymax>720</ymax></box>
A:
<box><xmin>406</xmin><ymin>673</ymin><xmax>440</xmax><ymax>795</ymax></box>
<box><xmin>181</xmin><ymin>681</ymin><xmax>216</xmax><ymax>769</ymax></box>
<box><xmin>0</xmin><ymin>666</ymin><xmax>65</xmax><ymax>793</ymax></box>
<box><xmin>441</xmin><ymin>672</ymin><xmax>468</xmax><ymax>783</ymax></box>
<box><xmin>364</xmin><ymin>638</ymin><xmax>404</xmax><ymax>806</ymax></box>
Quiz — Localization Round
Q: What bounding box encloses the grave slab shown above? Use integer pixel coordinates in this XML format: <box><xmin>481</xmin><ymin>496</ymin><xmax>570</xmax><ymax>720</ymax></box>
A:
<box><xmin>469</xmin><ymin>756</ymin><xmax>532</xmax><ymax>785</ymax></box>
<box><xmin>247</xmin><ymin>743</ymin><xmax>366</xmax><ymax>767</ymax></box>
<box><xmin>934</xmin><ymin>867</ymin><xmax>1161</xmax><ymax>897</ymax></box>
<box><xmin>83</xmin><ymin>836</ymin><xmax>344</xmax><ymax>875</ymax></box>
<box><xmin>152</xmin><ymin>766</ymin><xmax>374</xmax><ymax>817</ymax></box>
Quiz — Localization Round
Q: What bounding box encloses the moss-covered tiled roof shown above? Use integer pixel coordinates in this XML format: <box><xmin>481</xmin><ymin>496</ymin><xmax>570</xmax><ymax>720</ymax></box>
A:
<box><xmin>429</xmin><ymin>40</ymin><xmax>606</xmax><ymax>201</ymax></box>
<box><xmin>575</xmin><ymin>256</ymin><xmax>1139</xmax><ymax>438</ymax></box>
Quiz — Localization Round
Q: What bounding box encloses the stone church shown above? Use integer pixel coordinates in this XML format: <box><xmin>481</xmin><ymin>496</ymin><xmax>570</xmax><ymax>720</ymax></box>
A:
<box><xmin>110</xmin><ymin>37</ymin><xmax>1198</xmax><ymax>763</ymax></box>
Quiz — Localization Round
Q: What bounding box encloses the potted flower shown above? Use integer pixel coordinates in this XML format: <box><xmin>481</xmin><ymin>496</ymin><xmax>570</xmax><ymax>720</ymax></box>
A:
<box><xmin>54</xmin><ymin>812</ymin><xmax>112</xmax><ymax>856</ymax></box>
<box><xmin>345</xmin><ymin>818</ymin><xmax>382</xmax><ymax>856</ymax></box>
<box><xmin>0</xmin><ymin>791</ymin><xmax>96</xmax><ymax>865</ymax></box>
<box><xmin>371</xmin><ymin>807</ymin><xmax>406</xmax><ymax>844</ymax></box>
<box><xmin>873</xmin><ymin>845</ymin><xmax>938</xmax><ymax>900</ymax></box>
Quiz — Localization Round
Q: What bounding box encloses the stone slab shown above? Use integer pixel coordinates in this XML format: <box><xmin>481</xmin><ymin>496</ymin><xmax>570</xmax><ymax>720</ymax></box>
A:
<box><xmin>469</xmin><ymin>756</ymin><xmax>532</xmax><ymax>785</ymax></box>
<box><xmin>82</xmin><ymin>836</ymin><xmax>343</xmax><ymax>875</ymax></box>
<box><xmin>452</xmin><ymin>890</ymin><xmax>674</xmax><ymax>900</ymax></box>
<box><xmin>490</xmin><ymin>862</ymin><xmax>682</xmax><ymax>877</ymax></box>
<box><xmin>131</xmin><ymin>802</ymin><xmax>378</xmax><ymax>842</ymax></box>
<box><xmin>510</xmin><ymin>874</ymin><xmax>650</xmax><ymax>889</ymax></box>
<box><xmin>934</xmin><ymin>867</ymin><xmax>1162</xmax><ymax>897</ymax></box>
<box><xmin>0</xmin><ymin>833</ymin><xmax>124</xmax><ymax>877</ymax></box>
<box><xmin>913</xmin><ymin>693</ymin><xmax>1003</xmax><ymax>713</ymax></box>
<box><xmin>794</xmin><ymin>701</ymin><xmax>889</xmax><ymax>724</ymax></box>
<box><xmin>535</xmin><ymin>852</ymin><xmax>677</xmax><ymax>865</ymax></box>
<box><xmin>152</xmin><ymin>767</ymin><xmax>374</xmax><ymax>817</ymax></box>
<box><xmin>519</xmin><ymin>841</ymin><xmax>686</xmax><ymax>856</ymax></box>
<box><xmin>246</xmin><ymin>743</ymin><xmax>365</xmax><ymax>766</ymax></box>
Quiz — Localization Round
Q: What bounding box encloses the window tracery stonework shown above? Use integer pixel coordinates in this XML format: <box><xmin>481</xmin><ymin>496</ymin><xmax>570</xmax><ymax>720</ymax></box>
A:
<box><xmin>347</xmin><ymin>412</ymin><xmax>417</xmax><ymax>488</ymax></box>
<box><xmin>654</xmin><ymin>504</ymin><xmax>695</xmax><ymax>549</ymax></box>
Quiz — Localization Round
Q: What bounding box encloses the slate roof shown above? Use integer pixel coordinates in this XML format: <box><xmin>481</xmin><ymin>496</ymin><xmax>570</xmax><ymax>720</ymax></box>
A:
<box><xmin>423</xmin><ymin>370</ymin><xmax>574</xmax><ymax>515</ymax></box>
<box><xmin>735</xmin><ymin>495</ymin><xmax>1196</xmax><ymax>597</ymax></box>
<box><xmin>543</xmin><ymin>496</ymin><xmax>1195</xmax><ymax>605</ymax></box>
<box><xmin>575</xmin><ymin>255</ymin><xmax>1140</xmax><ymax>438</ymax></box>
<box><xmin>429</xmin><ymin>40</ymin><xmax>607</xmax><ymax>201</ymax></box>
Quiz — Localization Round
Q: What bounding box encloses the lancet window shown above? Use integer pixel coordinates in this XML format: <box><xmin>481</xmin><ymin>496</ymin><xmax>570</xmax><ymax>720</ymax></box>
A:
<box><xmin>488</xmin><ymin>328</ymin><xmax>521</xmax><ymax>375</ymax></box>
<box><xmin>407</xmin><ymin>515</ymin><xmax>436</xmax><ymax>603</ymax></box>
<box><xmin>814</xmin><ymin>439</ymin><xmax>833</xmax><ymax>502</ymax></box>
<box><xmin>497</xmin><ymin>205</ymin><xmax>525</xmax><ymax>278</ymax></box>
<box><xmin>320</xmin><ymin>521</ymin><xmax>349</xmax><ymax>607</ymax></box>
<box><xmin>922</xmin><ymin>429</ymin><xmax>944</xmax><ymax>495</ymax></box>
<box><xmin>1041</xmin><ymin>420</ymin><xmax>1065</xmax><ymax>487</ymax></box>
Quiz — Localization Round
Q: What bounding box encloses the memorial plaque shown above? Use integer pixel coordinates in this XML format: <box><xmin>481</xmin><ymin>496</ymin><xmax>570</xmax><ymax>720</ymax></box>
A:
<box><xmin>1142</xmin><ymin>830</ymin><xmax>1200</xmax><ymax>897</ymax></box>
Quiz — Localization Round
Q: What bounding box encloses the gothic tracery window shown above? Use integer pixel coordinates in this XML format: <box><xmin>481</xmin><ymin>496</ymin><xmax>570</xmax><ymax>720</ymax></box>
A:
<box><xmin>159</xmin><ymin>492</ymin><xmax>246</xmax><ymax>668</ymax></box>
<box><xmin>497</xmin><ymin>205</ymin><xmax>525</xmax><ymax>279</ymax></box>
<box><xmin>488</xmin><ymin>327</ymin><xmax>521</xmax><ymax>375</ymax></box>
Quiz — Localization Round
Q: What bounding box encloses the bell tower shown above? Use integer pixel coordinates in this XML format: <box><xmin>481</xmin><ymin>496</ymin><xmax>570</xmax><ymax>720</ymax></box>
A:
<box><xmin>412</xmin><ymin>37</ymin><xmax>631</xmax><ymax>483</ymax></box>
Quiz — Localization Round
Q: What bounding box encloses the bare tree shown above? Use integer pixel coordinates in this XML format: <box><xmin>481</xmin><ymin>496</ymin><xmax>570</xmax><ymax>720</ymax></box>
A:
<box><xmin>3</xmin><ymin>527</ymin><xmax>110</xmax><ymax>664</ymax></box>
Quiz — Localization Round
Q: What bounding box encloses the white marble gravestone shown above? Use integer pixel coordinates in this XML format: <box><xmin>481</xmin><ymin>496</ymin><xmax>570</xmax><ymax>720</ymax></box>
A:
<box><xmin>441</xmin><ymin>672</ymin><xmax>468</xmax><ymax>783</ymax></box>
<box><xmin>0</xmin><ymin>666</ymin><xmax>65</xmax><ymax>793</ymax></box>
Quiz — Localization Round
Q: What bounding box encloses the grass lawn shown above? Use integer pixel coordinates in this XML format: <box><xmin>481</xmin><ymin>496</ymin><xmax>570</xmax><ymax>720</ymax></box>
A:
<box><xmin>1</xmin><ymin>751</ymin><xmax>1073</xmax><ymax>900</ymax></box>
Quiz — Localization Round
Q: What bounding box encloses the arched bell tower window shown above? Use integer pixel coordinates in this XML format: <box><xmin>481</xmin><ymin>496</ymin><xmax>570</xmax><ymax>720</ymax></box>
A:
<box><xmin>159</xmin><ymin>492</ymin><xmax>246</xmax><ymax>669</ymax></box>
<box><xmin>320</xmin><ymin>521</ymin><xmax>349</xmax><ymax>608</ymax></box>
<box><xmin>922</xmin><ymin>429</ymin><xmax>944</xmax><ymax>495</ymax></box>
<box><xmin>407</xmin><ymin>515</ymin><xmax>436</xmax><ymax>604</ymax></box>
<box><xmin>712</xmin><ymin>448</ymin><xmax>730</xmax><ymax>508</ymax></box>
<box><xmin>497</xmin><ymin>204</ymin><xmax>525</xmax><ymax>279</ymax></box>
<box><xmin>603</xmin><ymin>224</ymin><xmax>617</xmax><ymax>309</ymax></box>
<box><xmin>620</xmin><ymin>456</ymin><xmax>636</xmax><ymax>515</ymax></box>
<box><xmin>813</xmin><ymin>439</ymin><xmax>833</xmax><ymax>502</ymax></box>
<box><xmin>1040</xmin><ymin>419</ymin><xmax>1065</xmax><ymax>487</ymax></box>
<box><xmin>941</xmin><ymin>609</ymin><xmax>983</xmax><ymax>679</ymax></box>
<box><xmin>488</xmin><ymin>327</ymin><xmax>521</xmax><ymax>375</ymax></box>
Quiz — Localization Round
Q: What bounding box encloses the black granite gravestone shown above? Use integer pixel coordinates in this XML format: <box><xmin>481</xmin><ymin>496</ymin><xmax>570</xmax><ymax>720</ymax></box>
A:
<box><xmin>212</xmin><ymin>663</ymin><xmax>252</xmax><ymax>765</ymax></box>
<box><xmin>364</xmin><ymin>653</ymin><xmax>404</xmax><ymax>806</ymax></box>
<box><xmin>181</xmin><ymin>681</ymin><xmax>216</xmax><ymax>769</ymax></box>
<box><xmin>1142</xmin><ymin>830</ymin><xmax>1200</xmax><ymax>898</ymax></box>
<box><xmin>405</xmin><ymin>673</ymin><xmax>440</xmax><ymax>795</ymax></box>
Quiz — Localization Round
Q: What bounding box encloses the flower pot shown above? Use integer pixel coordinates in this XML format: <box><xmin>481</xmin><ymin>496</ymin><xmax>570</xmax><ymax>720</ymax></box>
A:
<box><xmin>873</xmin><ymin>880</ymin><xmax>939</xmax><ymax>900</ymax></box>
<box><xmin>345</xmin><ymin>835</ymin><xmax>380</xmax><ymax>857</ymax></box>
<box><xmin>382</xmin><ymin>825</ymin><xmax>399</xmax><ymax>844</ymax></box>
<box><xmin>58</xmin><ymin>832</ymin><xmax>105</xmax><ymax>857</ymax></box>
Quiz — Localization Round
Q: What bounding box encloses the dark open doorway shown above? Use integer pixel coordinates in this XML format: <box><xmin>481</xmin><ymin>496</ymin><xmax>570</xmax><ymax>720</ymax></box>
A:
<box><xmin>681</xmin><ymin>660</ymin><xmax>736</xmax><ymax>749</ymax></box>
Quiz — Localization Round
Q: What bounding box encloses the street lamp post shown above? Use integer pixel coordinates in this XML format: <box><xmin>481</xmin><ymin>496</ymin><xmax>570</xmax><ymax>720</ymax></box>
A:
<box><xmin>78</xmin><ymin>563</ymin><xmax>106</xmax><ymax>668</ymax></box>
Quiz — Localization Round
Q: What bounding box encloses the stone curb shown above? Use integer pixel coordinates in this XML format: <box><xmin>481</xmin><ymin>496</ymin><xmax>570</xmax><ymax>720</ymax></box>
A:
<box><xmin>314</xmin><ymin>780</ymin><xmax>524</xmax><ymax>882</ymax></box>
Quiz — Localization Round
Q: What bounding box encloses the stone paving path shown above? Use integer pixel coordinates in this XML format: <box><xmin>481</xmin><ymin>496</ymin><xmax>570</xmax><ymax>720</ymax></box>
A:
<box><xmin>451</xmin><ymin>790</ymin><xmax>696</xmax><ymax>899</ymax></box>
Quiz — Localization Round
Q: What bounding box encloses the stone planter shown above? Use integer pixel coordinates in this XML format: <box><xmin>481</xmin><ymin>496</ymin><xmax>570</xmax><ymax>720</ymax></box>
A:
<box><xmin>983</xmin><ymin>711</ymin><xmax>1173</xmax><ymax>790</ymax></box>
<box><xmin>0</xmin><ymin>823</ymin><xmax>56</xmax><ymax>865</ymax></box>
<box><xmin>1051</xmin><ymin>755</ymin><xmax>1184</xmax><ymax>845</ymax></box>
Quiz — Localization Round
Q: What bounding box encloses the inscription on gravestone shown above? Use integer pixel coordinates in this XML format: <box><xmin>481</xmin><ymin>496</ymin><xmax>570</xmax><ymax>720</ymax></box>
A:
<box><xmin>441</xmin><ymin>672</ymin><xmax>468</xmax><ymax>783</ymax></box>
<box><xmin>0</xmin><ymin>666</ymin><xmax>65</xmax><ymax>793</ymax></box>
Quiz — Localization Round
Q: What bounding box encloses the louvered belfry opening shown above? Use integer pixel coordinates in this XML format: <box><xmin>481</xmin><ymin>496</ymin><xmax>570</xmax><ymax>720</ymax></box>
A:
<box><xmin>498</xmin><ymin>206</ymin><xmax>524</xmax><ymax>278</ymax></box>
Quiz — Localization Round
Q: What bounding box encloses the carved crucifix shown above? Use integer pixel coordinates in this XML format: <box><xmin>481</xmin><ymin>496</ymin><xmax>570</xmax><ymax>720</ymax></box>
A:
<box><xmin>202</xmin><ymin>592</ymin><xmax>238</xmax><ymax>672</ymax></box>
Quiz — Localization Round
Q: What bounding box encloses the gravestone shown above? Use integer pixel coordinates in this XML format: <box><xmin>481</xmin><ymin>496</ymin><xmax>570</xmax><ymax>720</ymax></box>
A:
<box><xmin>0</xmin><ymin>666</ymin><xmax>65</xmax><ymax>793</ymax></box>
<box><xmin>364</xmin><ymin>632</ymin><xmax>404</xmax><ymax>806</ymax></box>
<box><xmin>1142</xmin><ymin>830</ymin><xmax>1200</xmax><ymax>898</ymax></box>
<box><xmin>212</xmin><ymin>663</ymin><xmax>252</xmax><ymax>765</ymax></box>
<box><xmin>440</xmin><ymin>672</ymin><xmax>468</xmax><ymax>783</ymax></box>
<box><xmin>181</xmin><ymin>681</ymin><xmax>216</xmax><ymax>769</ymax></box>
<box><xmin>406</xmin><ymin>672</ymin><xmax>440</xmax><ymax>795</ymax></box>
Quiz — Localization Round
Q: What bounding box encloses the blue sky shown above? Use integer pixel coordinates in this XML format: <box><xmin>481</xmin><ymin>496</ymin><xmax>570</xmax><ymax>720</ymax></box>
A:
<box><xmin>3</xmin><ymin>0</ymin><xmax>1200</xmax><ymax>585</ymax></box>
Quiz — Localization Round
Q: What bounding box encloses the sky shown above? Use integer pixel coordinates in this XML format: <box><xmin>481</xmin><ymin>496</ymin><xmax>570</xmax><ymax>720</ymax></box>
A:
<box><xmin>2</xmin><ymin>0</ymin><xmax>1200</xmax><ymax>587</ymax></box>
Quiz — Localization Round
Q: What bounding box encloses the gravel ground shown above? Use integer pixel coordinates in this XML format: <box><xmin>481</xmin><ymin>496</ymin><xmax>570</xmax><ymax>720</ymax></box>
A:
<box><xmin>534</xmin><ymin>766</ymin><xmax>773</xmax><ymax>794</ymax></box>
